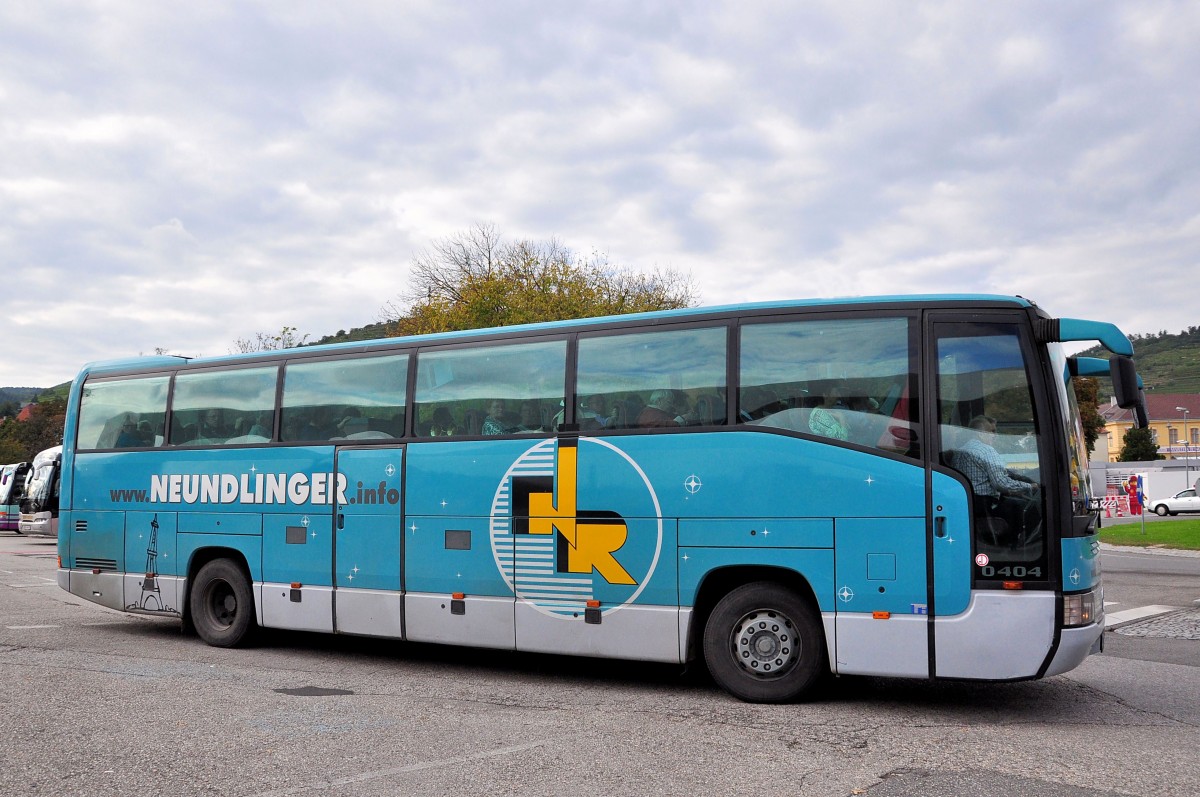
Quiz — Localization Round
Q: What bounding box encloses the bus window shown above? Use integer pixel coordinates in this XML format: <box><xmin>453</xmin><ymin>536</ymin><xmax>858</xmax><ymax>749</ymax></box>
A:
<box><xmin>740</xmin><ymin>317</ymin><xmax>919</xmax><ymax>457</ymax></box>
<box><xmin>170</xmin><ymin>366</ymin><xmax>278</xmax><ymax>446</ymax></box>
<box><xmin>77</xmin><ymin>375</ymin><xmax>170</xmax><ymax>450</ymax></box>
<box><xmin>576</xmin><ymin>326</ymin><xmax>726</xmax><ymax>430</ymax></box>
<box><xmin>280</xmin><ymin>354</ymin><xmax>408</xmax><ymax>442</ymax></box>
<box><xmin>936</xmin><ymin>323</ymin><xmax>1046</xmax><ymax>576</ymax></box>
<box><xmin>414</xmin><ymin>340</ymin><xmax>566</xmax><ymax>436</ymax></box>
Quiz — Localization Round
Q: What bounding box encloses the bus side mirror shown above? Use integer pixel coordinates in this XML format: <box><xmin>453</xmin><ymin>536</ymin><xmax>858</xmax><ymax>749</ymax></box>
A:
<box><xmin>1109</xmin><ymin>356</ymin><xmax>1138</xmax><ymax>408</ymax></box>
<box><xmin>1133</xmin><ymin>398</ymin><xmax>1149</xmax><ymax>429</ymax></box>
<box><xmin>1110</xmin><ymin>356</ymin><xmax>1148</xmax><ymax>428</ymax></box>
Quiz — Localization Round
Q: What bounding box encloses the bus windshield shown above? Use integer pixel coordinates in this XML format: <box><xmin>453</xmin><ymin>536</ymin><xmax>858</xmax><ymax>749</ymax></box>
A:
<box><xmin>20</xmin><ymin>446</ymin><xmax>62</xmax><ymax>536</ymax></box>
<box><xmin>1050</xmin><ymin>345</ymin><xmax>1094</xmax><ymax>514</ymax></box>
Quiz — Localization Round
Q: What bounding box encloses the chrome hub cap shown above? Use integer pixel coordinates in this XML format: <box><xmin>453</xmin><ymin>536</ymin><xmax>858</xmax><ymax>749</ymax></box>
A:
<box><xmin>733</xmin><ymin>609</ymin><xmax>799</xmax><ymax>678</ymax></box>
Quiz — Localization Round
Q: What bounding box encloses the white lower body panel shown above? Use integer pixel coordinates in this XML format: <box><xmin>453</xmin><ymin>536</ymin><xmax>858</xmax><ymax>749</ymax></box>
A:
<box><xmin>935</xmin><ymin>591</ymin><xmax>1055</xmax><ymax>679</ymax></box>
<box><xmin>834</xmin><ymin>613</ymin><xmax>929</xmax><ymax>677</ymax></box>
<box><xmin>260</xmin><ymin>582</ymin><xmax>334</xmax><ymax>633</ymax></box>
<box><xmin>405</xmin><ymin>592</ymin><xmax>515</xmax><ymax>649</ymax></box>
<box><xmin>516</xmin><ymin>602</ymin><xmax>681</xmax><ymax>663</ymax></box>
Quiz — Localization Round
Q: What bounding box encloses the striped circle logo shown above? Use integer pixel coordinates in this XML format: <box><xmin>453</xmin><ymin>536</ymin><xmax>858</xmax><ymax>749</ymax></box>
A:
<box><xmin>489</xmin><ymin>437</ymin><xmax>663</xmax><ymax>617</ymax></box>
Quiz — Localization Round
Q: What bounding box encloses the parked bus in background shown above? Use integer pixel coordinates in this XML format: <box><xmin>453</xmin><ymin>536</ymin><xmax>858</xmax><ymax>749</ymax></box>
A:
<box><xmin>19</xmin><ymin>445</ymin><xmax>61</xmax><ymax>536</ymax></box>
<box><xmin>55</xmin><ymin>296</ymin><xmax>1144</xmax><ymax>702</ymax></box>
<box><xmin>1</xmin><ymin>462</ymin><xmax>31</xmax><ymax>532</ymax></box>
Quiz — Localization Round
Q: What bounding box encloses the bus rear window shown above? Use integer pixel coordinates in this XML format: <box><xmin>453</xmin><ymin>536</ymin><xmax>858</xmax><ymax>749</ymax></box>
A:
<box><xmin>77</xmin><ymin>376</ymin><xmax>170</xmax><ymax>450</ymax></box>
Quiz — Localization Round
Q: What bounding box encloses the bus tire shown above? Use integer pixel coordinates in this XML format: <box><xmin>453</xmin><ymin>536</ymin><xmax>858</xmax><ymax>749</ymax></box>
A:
<box><xmin>190</xmin><ymin>559</ymin><xmax>256</xmax><ymax>648</ymax></box>
<box><xmin>703</xmin><ymin>581</ymin><xmax>826</xmax><ymax>703</ymax></box>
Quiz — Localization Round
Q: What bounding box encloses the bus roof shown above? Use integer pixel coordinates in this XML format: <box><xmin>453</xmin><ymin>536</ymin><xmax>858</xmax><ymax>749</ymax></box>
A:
<box><xmin>75</xmin><ymin>294</ymin><xmax>1042</xmax><ymax>378</ymax></box>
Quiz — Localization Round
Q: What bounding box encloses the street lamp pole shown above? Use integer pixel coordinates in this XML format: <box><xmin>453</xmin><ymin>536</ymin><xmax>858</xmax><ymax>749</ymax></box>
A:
<box><xmin>1177</xmin><ymin>406</ymin><xmax>1191</xmax><ymax>488</ymax></box>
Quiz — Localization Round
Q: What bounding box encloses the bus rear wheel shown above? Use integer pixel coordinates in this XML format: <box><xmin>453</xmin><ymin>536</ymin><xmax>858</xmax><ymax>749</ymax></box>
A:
<box><xmin>703</xmin><ymin>582</ymin><xmax>826</xmax><ymax>703</ymax></box>
<box><xmin>190</xmin><ymin>559</ymin><xmax>255</xmax><ymax>648</ymax></box>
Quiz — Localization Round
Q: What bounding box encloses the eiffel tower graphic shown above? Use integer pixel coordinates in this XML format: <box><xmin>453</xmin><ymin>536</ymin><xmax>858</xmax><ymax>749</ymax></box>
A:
<box><xmin>128</xmin><ymin>514</ymin><xmax>175</xmax><ymax>613</ymax></box>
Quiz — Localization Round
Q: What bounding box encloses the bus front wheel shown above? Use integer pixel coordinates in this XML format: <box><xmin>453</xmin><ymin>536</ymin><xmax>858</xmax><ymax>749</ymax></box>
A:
<box><xmin>703</xmin><ymin>582</ymin><xmax>826</xmax><ymax>703</ymax></box>
<box><xmin>190</xmin><ymin>559</ymin><xmax>255</xmax><ymax>648</ymax></box>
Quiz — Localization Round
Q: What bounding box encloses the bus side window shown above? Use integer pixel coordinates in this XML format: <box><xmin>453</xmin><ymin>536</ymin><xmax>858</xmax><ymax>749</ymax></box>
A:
<box><xmin>739</xmin><ymin>316</ymin><xmax>919</xmax><ymax>458</ymax></box>
<box><xmin>172</xmin><ymin>367</ymin><xmax>277</xmax><ymax>447</ymax></box>
<box><xmin>281</xmin><ymin>354</ymin><xmax>408</xmax><ymax>443</ymax></box>
<box><xmin>577</xmin><ymin>327</ymin><xmax>727</xmax><ymax>431</ymax></box>
<box><xmin>414</xmin><ymin>340</ymin><xmax>565</xmax><ymax>438</ymax></box>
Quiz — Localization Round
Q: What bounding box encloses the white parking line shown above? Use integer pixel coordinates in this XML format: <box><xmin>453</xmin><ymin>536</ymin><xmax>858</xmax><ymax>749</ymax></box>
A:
<box><xmin>1105</xmin><ymin>605</ymin><xmax>1176</xmax><ymax>627</ymax></box>
<box><xmin>5</xmin><ymin>625</ymin><xmax>61</xmax><ymax>630</ymax></box>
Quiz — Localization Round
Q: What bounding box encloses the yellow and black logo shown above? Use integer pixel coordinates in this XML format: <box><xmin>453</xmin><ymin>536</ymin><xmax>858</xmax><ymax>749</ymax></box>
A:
<box><xmin>511</xmin><ymin>438</ymin><xmax>635</xmax><ymax>585</ymax></box>
<box><xmin>489</xmin><ymin>436</ymin><xmax>663</xmax><ymax>617</ymax></box>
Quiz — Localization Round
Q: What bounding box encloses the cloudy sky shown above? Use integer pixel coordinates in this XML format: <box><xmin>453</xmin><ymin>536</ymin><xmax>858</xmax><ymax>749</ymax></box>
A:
<box><xmin>2</xmin><ymin>1</ymin><xmax>1198</xmax><ymax>388</ymax></box>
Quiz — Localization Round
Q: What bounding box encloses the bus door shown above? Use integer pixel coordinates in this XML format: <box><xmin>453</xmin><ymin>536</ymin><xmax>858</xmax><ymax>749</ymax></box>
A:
<box><xmin>333</xmin><ymin>445</ymin><xmax>404</xmax><ymax>637</ymax></box>
<box><xmin>928</xmin><ymin>315</ymin><xmax>1053</xmax><ymax>679</ymax></box>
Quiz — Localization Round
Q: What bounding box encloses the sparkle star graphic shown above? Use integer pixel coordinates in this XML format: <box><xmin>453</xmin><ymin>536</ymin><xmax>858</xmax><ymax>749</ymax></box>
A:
<box><xmin>838</xmin><ymin>586</ymin><xmax>855</xmax><ymax>603</ymax></box>
<box><xmin>684</xmin><ymin>475</ymin><xmax>702</xmax><ymax>494</ymax></box>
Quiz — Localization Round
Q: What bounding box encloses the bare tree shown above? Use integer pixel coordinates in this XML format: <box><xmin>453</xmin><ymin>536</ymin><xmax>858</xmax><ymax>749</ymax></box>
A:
<box><xmin>232</xmin><ymin>326</ymin><xmax>310</xmax><ymax>353</ymax></box>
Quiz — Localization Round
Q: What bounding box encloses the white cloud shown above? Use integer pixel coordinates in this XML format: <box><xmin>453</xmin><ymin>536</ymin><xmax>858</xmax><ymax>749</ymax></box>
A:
<box><xmin>0</xmin><ymin>1</ymin><xmax>1197</xmax><ymax>388</ymax></box>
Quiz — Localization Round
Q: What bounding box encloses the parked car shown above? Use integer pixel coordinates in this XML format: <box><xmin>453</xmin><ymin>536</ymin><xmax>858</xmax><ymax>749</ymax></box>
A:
<box><xmin>1147</xmin><ymin>488</ymin><xmax>1200</xmax><ymax>516</ymax></box>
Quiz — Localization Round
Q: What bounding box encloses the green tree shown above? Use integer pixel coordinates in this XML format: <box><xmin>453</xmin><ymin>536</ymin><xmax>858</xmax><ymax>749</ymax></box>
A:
<box><xmin>1072</xmin><ymin>377</ymin><xmax>1105</xmax><ymax>454</ymax></box>
<box><xmin>1117</xmin><ymin>426</ymin><xmax>1162</xmax><ymax>462</ymax></box>
<box><xmin>0</xmin><ymin>397</ymin><xmax>67</xmax><ymax>462</ymax></box>
<box><xmin>382</xmin><ymin>224</ymin><xmax>697</xmax><ymax>335</ymax></box>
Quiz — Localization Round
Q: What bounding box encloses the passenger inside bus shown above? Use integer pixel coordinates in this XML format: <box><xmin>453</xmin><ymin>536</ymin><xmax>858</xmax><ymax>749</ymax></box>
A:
<box><xmin>481</xmin><ymin>399</ymin><xmax>510</xmax><ymax>435</ymax></box>
<box><xmin>579</xmin><ymin>395</ymin><xmax>616</xmax><ymax>430</ymax></box>
<box><xmin>637</xmin><ymin>389</ymin><xmax>681</xmax><ymax>428</ymax></box>
<box><xmin>807</xmin><ymin>383</ymin><xmax>850</xmax><ymax>441</ymax></box>
<box><xmin>198</xmin><ymin>408</ymin><xmax>228</xmax><ymax>442</ymax></box>
<box><xmin>427</xmin><ymin>406</ymin><xmax>458</xmax><ymax>436</ymax></box>
<box><xmin>115</xmin><ymin>415</ymin><xmax>142</xmax><ymax>447</ymax></box>
<box><xmin>515</xmin><ymin>401</ymin><xmax>545</xmax><ymax>432</ymax></box>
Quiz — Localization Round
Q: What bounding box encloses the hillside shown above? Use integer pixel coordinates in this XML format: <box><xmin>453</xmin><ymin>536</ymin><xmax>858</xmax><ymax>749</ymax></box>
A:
<box><xmin>310</xmin><ymin>321</ymin><xmax>394</xmax><ymax>346</ymax></box>
<box><xmin>0</xmin><ymin>387</ymin><xmax>42</xmax><ymax>406</ymax></box>
<box><xmin>1078</xmin><ymin>327</ymin><xmax>1200</xmax><ymax>393</ymax></box>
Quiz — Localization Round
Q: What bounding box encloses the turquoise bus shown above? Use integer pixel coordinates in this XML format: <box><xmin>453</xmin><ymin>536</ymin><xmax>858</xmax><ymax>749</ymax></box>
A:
<box><xmin>55</xmin><ymin>296</ymin><xmax>1144</xmax><ymax>702</ymax></box>
<box><xmin>1</xmin><ymin>461</ymin><xmax>31</xmax><ymax>532</ymax></box>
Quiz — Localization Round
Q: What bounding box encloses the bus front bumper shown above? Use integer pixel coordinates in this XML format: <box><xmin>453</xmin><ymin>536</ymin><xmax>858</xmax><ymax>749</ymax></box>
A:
<box><xmin>1043</xmin><ymin>621</ymin><xmax>1104</xmax><ymax>676</ymax></box>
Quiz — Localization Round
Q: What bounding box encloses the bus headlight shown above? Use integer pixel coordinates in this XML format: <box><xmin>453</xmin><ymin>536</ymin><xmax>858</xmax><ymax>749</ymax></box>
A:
<box><xmin>1063</xmin><ymin>587</ymin><xmax>1102</xmax><ymax>628</ymax></box>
